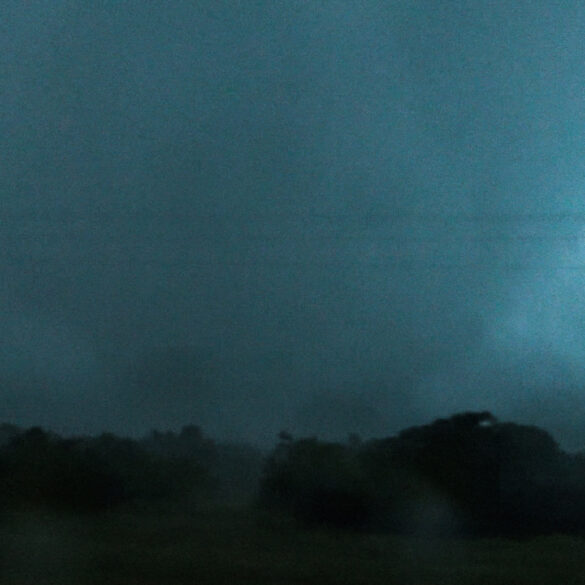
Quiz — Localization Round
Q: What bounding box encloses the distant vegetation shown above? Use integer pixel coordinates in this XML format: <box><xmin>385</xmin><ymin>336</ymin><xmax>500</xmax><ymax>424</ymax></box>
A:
<box><xmin>3</xmin><ymin>412</ymin><xmax>585</xmax><ymax>537</ymax></box>
<box><xmin>0</xmin><ymin>423</ymin><xmax>263</xmax><ymax>514</ymax></box>
<box><xmin>260</xmin><ymin>412</ymin><xmax>585</xmax><ymax>537</ymax></box>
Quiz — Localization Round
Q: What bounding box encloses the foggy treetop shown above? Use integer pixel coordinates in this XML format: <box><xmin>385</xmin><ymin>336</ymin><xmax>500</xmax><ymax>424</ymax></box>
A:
<box><xmin>3</xmin><ymin>1</ymin><xmax>585</xmax><ymax>447</ymax></box>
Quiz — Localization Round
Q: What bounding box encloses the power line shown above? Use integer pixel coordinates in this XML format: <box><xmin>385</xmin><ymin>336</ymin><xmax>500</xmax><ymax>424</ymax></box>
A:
<box><xmin>243</xmin><ymin>234</ymin><xmax>585</xmax><ymax>243</ymax></box>
<box><xmin>4</xmin><ymin>251</ymin><xmax>585</xmax><ymax>272</ymax></box>
<box><xmin>4</xmin><ymin>210</ymin><xmax>585</xmax><ymax>224</ymax></box>
<box><xmin>2</xmin><ymin>231</ymin><xmax>584</xmax><ymax>245</ymax></box>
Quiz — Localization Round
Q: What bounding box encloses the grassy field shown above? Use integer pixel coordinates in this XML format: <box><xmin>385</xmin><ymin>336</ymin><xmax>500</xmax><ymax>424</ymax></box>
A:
<box><xmin>2</xmin><ymin>503</ymin><xmax>585</xmax><ymax>585</ymax></box>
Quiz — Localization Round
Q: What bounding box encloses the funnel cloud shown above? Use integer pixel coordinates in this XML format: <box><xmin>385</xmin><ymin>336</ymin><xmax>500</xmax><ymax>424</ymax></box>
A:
<box><xmin>3</xmin><ymin>1</ymin><xmax>585</xmax><ymax>448</ymax></box>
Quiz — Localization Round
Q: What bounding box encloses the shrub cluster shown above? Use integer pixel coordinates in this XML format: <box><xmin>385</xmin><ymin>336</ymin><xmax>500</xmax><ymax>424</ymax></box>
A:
<box><xmin>0</xmin><ymin>426</ymin><xmax>215</xmax><ymax>513</ymax></box>
<box><xmin>259</xmin><ymin>412</ymin><xmax>585</xmax><ymax>536</ymax></box>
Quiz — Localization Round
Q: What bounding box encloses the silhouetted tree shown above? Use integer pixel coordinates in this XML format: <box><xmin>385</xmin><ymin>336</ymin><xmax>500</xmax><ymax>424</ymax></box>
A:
<box><xmin>260</xmin><ymin>436</ymin><xmax>370</xmax><ymax>529</ymax></box>
<box><xmin>259</xmin><ymin>411</ymin><xmax>585</xmax><ymax>537</ymax></box>
<box><xmin>0</xmin><ymin>425</ymin><xmax>217</xmax><ymax>513</ymax></box>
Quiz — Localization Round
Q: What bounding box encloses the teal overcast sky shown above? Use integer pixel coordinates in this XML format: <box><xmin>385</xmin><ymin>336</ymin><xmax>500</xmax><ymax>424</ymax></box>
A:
<box><xmin>3</xmin><ymin>1</ymin><xmax>585</xmax><ymax>448</ymax></box>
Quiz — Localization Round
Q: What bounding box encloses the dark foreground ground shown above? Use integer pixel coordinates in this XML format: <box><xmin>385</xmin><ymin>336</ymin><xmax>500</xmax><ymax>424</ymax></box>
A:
<box><xmin>2</xmin><ymin>503</ymin><xmax>585</xmax><ymax>585</ymax></box>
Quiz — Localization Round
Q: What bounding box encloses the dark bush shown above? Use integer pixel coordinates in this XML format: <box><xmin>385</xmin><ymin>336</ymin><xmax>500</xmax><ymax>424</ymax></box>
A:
<box><xmin>258</xmin><ymin>412</ymin><xmax>585</xmax><ymax>537</ymax></box>
<box><xmin>260</xmin><ymin>437</ymin><xmax>371</xmax><ymax>529</ymax></box>
<box><xmin>0</xmin><ymin>426</ymin><xmax>216</xmax><ymax>513</ymax></box>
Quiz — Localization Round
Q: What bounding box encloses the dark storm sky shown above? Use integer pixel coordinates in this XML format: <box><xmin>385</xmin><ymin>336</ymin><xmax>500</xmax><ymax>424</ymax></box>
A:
<box><xmin>3</xmin><ymin>1</ymin><xmax>585</xmax><ymax>448</ymax></box>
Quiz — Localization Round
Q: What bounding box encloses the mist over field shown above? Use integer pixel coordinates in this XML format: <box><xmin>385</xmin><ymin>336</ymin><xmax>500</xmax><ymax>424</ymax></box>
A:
<box><xmin>3</xmin><ymin>1</ymin><xmax>585</xmax><ymax>449</ymax></box>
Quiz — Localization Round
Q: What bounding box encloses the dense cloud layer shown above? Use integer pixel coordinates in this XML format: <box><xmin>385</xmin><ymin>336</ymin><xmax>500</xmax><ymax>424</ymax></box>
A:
<box><xmin>3</xmin><ymin>1</ymin><xmax>585</xmax><ymax>447</ymax></box>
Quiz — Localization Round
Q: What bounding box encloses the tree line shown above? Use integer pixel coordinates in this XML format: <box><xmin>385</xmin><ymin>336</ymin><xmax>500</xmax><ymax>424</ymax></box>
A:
<box><xmin>260</xmin><ymin>412</ymin><xmax>585</xmax><ymax>536</ymax></box>
<box><xmin>3</xmin><ymin>412</ymin><xmax>585</xmax><ymax>537</ymax></box>
<box><xmin>0</xmin><ymin>423</ymin><xmax>263</xmax><ymax>513</ymax></box>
